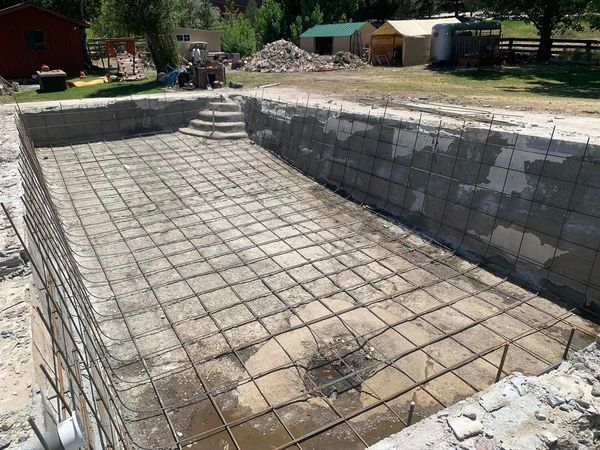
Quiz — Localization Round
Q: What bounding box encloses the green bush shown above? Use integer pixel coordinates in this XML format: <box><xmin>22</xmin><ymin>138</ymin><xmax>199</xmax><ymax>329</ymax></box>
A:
<box><xmin>220</xmin><ymin>16</ymin><xmax>258</xmax><ymax>57</ymax></box>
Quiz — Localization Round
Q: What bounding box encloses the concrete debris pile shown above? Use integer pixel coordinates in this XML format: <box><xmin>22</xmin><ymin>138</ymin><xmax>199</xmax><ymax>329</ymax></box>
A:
<box><xmin>243</xmin><ymin>40</ymin><xmax>365</xmax><ymax>73</ymax></box>
<box><xmin>371</xmin><ymin>337</ymin><xmax>600</xmax><ymax>450</ymax></box>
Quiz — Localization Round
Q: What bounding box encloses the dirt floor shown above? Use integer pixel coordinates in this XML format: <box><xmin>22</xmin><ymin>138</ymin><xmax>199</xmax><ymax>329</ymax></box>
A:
<box><xmin>229</xmin><ymin>65</ymin><xmax>600</xmax><ymax>117</ymax></box>
<box><xmin>38</xmin><ymin>131</ymin><xmax>599</xmax><ymax>449</ymax></box>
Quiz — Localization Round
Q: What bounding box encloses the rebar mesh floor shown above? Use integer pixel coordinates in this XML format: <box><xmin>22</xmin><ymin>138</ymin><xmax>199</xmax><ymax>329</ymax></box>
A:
<box><xmin>40</xmin><ymin>132</ymin><xmax>599</xmax><ymax>449</ymax></box>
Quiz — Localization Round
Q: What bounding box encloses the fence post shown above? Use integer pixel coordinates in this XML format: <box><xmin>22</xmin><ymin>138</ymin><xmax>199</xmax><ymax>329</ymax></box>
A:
<box><xmin>586</xmin><ymin>41</ymin><xmax>592</xmax><ymax>61</ymax></box>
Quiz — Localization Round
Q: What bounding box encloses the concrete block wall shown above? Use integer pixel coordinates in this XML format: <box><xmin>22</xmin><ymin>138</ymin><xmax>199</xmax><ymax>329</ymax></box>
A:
<box><xmin>22</xmin><ymin>96</ymin><xmax>218</xmax><ymax>146</ymax></box>
<box><xmin>241</xmin><ymin>97</ymin><xmax>600</xmax><ymax>314</ymax></box>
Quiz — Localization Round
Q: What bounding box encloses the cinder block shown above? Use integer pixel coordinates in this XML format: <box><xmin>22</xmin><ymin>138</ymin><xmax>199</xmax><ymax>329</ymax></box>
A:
<box><xmin>427</xmin><ymin>173</ymin><xmax>451</xmax><ymax>198</ymax></box>
<box><xmin>497</xmin><ymin>194</ymin><xmax>532</xmax><ymax>227</ymax></box>
<box><xmin>371</xmin><ymin>158</ymin><xmax>392</xmax><ymax>180</ymax></box>
<box><xmin>447</xmin><ymin>180</ymin><xmax>474</xmax><ymax>207</ymax></box>
<box><xmin>518</xmin><ymin>230</ymin><xmax>558</xmax><ymax>266</ymax></box>
<box><xmin>443</xmin><ymin>202</ymin><xmax>469</xmax><ymax>232</ymax></box>
<box><xmin>471</xmin><ymin>188</ymin><xmax>501</xmax><ymax>216</ymax></box>
<box><xmin>577</xmin><ymin>162</ymin><xmax>600</xmax><ymax>188</ymax></box>
<box><xmin>482</xmin><ymin>144</ymin><xmax>514</xmax><ymax>168</ymax></box>
<box><xmin>527</xmin><ymin>201</ymin><xmax>566</xmax><ymax>238</ymax></box>
<box><xmin>550</xmin><ymin>239</ymin><xmax>596</xmax><ymax>283</ymax></box>
<box><xmin>453</xmin><ymin>159</ymin><xmax>480</xmax><ymax>184</ymax></box>
<box><xmin>548</xmin><ymin>138</ymin><xmax>588</xmax><ymax>158</ymax></box>
<box><xmin>503</xmin><ymin>170</ymin><xmax>537</xmax><ymax>200</ymax></box>
<box><xmin>412</xmin><ymin>149</ymin><xmax>433</xmax><ymax>171</ymax></box>
<box><xmin>387</xmin><ymin>182</ymin><xmax>406</xmax><ymax>207</ymax></box>
<box><xmin>408</xmin><ymin>167</ymin><xmax>429</xmax><ymax>193</ymax></box>
<box><xmin>436</xmin><ymin>133</ymin><xmax>460</xmax><ymax>156</ymax></box>
<box><xmin>369</xmin><ymin>176</ymin><xmax>390</xmax><ymax>201</ymax></box>
<box><xmin>561</xmin><ymin>211</ymin><xmax>600</xmax><ymax>249</ymax></box>
<box><xmin>477</xmin><ymin>165</ymin><xmax>508</xmax><ymax>193</ymax></box>
<box><xmin>422</xmin><ymin>194</ymin><xmax>445</xmax><ymax>223</ymax></box>
<box><xmin>541</xmin><ymin>155</ymin><xmax>581</xmax><ymax>183</ymax></box>
<box><xmin>489</xmin><ymin>219</ymin><xmax>524</xmax><ymax>255</ymax></box>
<box><xmin>516</xmin><ymin>134</ymin><xmax>552</xmax><ymax>155</ymax></box>
<box><xmin>390</xmin><ymin>162</ymin><xmax>409</xmax><ymax>185</ymax></box>
<box><xmin>431</xmin><ymin>153</ymin><xmax>455</xmax><ymax>177</ymax></box>
<box><xmin>457</xmin><ymin>139</ymin><xmax>485</xmax><ymax>162</ymax></box>
<box><xmin>534</xmin><ymin>176</ymin><xmax>575</xmax><ymax>209</ymax></box>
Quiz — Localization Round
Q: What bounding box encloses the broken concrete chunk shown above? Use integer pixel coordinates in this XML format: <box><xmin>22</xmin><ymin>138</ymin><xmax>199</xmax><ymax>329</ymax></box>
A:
<box><xmin>447</xmin><ymin>415</ymin><xmax>483</xmax><ymax>441</ymax></box>
<box><xmin>479</xmin><ymin>382</ymin><xmax>520</xmax><ymax>412</ymax></box>
<box><xmin>0</xmin><ymin>434</ymin><xmax>11</xmax><ymax>450</ymax></box>
<box><xmin>538</xmin><ymin>431</ymin><xmax>558</xmax><ymax>446</ymax></box>
<box><xmin>548</xmin><ymin>395</ymin><xmax>565</xmax><ymax>408</ymax></box>
<box><xmin>591</xmin><ymin>383</ymin><xmax>600</xmax><ymax>397</ymax></box>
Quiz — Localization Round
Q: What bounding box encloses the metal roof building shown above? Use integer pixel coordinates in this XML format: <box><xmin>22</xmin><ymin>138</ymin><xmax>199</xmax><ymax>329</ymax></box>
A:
<box><xmin>300</xmin><ymin>22</ymin><xmax>376</xmax><ymax>57</ymax></box>
<box><xmin>371</xmin><ymin>18</ymin><xmax>460</xmax><ymax>66</ymax></box>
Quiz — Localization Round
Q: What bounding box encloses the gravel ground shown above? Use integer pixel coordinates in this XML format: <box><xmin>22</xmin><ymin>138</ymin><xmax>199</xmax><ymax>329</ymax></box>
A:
<box><xmin>0</xmin><ymin>110</ymin><xmax>36</xmax><ymax>449</ymax></box>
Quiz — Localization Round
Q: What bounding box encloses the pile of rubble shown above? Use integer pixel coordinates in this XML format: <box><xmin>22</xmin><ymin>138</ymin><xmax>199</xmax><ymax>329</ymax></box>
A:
<box><xmin>371</xmin><ymin>337</ymin><xmax>600</xmax><ymax>450</ymax></box>
<box><xmin>243</xmin><ymin>40</ymin><xmax>366</xmax><ymax>73</ymax></box>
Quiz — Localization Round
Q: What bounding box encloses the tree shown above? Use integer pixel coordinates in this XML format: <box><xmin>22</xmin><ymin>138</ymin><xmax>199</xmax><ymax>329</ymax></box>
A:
<box><xmin>289</xmin><ymin>1</ymin><xmax>323</xmax><ymax>44</ymax></box>
<box><xmin>97</xmin><ymin>0</ymin><xmax>180</xmax><ymax>71</ymax></box>
<box><xmin>179</xmin><ymin>0</ymin><xmax>221</xmax><ymax>29</ymax></box>
<box><xmin>220</xmin><ymin>15</ymin><xmax>257</xmax><ymax>56</ymax></box>
<box><xmin>0</xmin><ymin>0</ymin><xmax>100</xmax><ymax>21</ymax></box>
<box><xmin>589</xmin><ymin>0</ymin><xmax>600</xmax><ymax>29</ymax></box>
<box><xmin>257</xmin><ymin>0</ymin><xmax>284</xmax><ymax>44</ymax></box>
<box><xmin>477</xmin><ymin>0</ymin><xmax>592</xmax><ymax>61</ymax></box>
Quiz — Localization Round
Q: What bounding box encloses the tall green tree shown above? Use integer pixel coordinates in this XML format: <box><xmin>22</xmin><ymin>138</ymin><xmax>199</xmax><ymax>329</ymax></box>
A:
<box><xmin>289</xmin><ymin>2</ymin><xmax>323</xmax><ymax>43</ymax></box>
<box><xmin>220</xmin><ymin>14</ymin><xmax>257</xmax><ymax>55</ymax></box>
<box><xmin>179</xmin><ymin>0</ymin><xmax>221</xmax><ymax>29</ymax></box>
<box><xmin>97</xmin><ymin>0</ymin><xmax>180</xmax><ymax>71</ymax></box>
<box><xmin>477</xmin><ymin>0</ymin><xmax>592</xmax><ymax>60</ymax></box>
<box><xmin>0</xmin><ymin>0</ymin><xmax>100</xmax><ymax>21</ymax></box>
<box><xmin>589</xmin><ymin>0</ymin><xmax>600</xmax><ymax>29</ymax></box>
<box><xmin>257</xmin><ymin>0</ymin><xmax>284</xmax><ymax>44</ymax></box>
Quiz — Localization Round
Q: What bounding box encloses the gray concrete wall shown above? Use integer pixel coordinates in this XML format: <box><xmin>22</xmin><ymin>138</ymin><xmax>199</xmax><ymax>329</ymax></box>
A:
<box><xmin>21</xmin><ymin>96</ymin><xmax>217</xmax><ymax>146</ymax></box>
<box><xmin>241</xmin><ymin>97</ymin><xmax>600</xmax><ymax>315</ymax></box>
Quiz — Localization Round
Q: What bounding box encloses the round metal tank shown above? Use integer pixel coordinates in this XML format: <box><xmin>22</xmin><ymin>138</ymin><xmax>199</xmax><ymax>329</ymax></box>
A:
<box><xmin>430</xmin><ymin>23</ymin><xmax>456</xmax><ymax>65</ymax></box>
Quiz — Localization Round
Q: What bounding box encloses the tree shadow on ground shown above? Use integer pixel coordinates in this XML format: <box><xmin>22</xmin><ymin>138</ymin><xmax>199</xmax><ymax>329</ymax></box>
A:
<box><xmin>85</xmin><ymin>79</ymin><xmax>163</xmax><ymax>98</ymax></box>
<box><xmin>439</xmin><ymin>65</ymin><xmax>600</xmax><ymax>100</ymax></box>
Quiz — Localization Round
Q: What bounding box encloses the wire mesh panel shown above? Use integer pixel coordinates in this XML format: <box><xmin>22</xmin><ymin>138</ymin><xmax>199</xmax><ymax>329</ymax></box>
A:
<box><xmin>11</xmin><ymin>99</ymin><xmax>600</xmax><ymax>450</ymax></box>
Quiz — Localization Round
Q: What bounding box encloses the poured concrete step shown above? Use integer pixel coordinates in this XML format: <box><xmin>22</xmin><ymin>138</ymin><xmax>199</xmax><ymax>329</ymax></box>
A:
<box><xmin>180</xmin><ymin>101</ymin><xmax>247</xmax><ymax>140</ymax></box>
<box><xmin>196</xmin><ymin>110</ymin><xmax>244</xmax><ymax>122</ymax></box>
<box><xmin>179</xmin><ymin>127</ymin><xmax>248</xmax><ymax>140</ymax></box>
<box><xmin>209</xmin><ymin>102</ymin><xmax>241</xmax><ymax>112</ymax></box>
<box><xmin>188</xmin><ymin>119</ymin><xmax>246</xmax><ymax>133</ymax></box>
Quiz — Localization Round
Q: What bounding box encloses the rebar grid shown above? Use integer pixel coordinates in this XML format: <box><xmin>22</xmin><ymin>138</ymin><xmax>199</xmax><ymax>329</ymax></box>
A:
<box><xmin>26</xmin><ymin>107</ymin><xmax>598</xmax><ymax>450</ymax></box>
<box><xmin>247</xmin><ymin>97</ymin><xmax>600</xmax><ymax>313</ymax></box>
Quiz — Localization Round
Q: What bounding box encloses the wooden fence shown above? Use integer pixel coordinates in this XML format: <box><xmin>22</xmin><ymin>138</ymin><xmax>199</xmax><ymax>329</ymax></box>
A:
<box><xmin>87</xmin><ymin>38</ymin><xmax>150</xmax><ymax>62</ymax></box>
<box><xmin>500</xmin><ymin>38</ymin><xmax>600</xmax><ymax>60</ymax></box>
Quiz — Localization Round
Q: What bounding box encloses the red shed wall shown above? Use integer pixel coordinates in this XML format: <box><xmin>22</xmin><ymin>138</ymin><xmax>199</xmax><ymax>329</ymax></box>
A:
<box><xmin>0</xmin><ymin>6</ymin><xmax>85</xmax><ymax>79</ymax></box>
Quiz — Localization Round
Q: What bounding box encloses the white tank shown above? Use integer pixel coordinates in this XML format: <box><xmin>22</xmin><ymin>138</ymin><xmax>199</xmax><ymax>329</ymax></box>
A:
<box><xmin>430</xmin><ymin>23</ymin><xmax>456</xmax><ymax>65</ymax></box>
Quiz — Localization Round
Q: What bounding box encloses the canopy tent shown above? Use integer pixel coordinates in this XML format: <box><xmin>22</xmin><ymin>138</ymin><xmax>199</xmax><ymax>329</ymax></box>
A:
<box><xmin>370</xmin><ymin>18</ymin><xmax>460</xmax><ymax>66</ymax></box>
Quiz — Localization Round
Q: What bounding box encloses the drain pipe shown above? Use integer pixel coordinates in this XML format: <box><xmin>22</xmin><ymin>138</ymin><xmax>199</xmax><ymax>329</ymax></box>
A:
<box><xmin>29</xmin><ymin>413</ymin><xmax>88</xmax><ymax>450</ymax></box>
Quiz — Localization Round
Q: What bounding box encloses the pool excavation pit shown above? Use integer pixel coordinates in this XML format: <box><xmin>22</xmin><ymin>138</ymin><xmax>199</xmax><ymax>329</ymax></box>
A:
<box><xmin>10</xmin><ymin>94</ymin><xmax>600</xmax><ymax>450</ymax></box>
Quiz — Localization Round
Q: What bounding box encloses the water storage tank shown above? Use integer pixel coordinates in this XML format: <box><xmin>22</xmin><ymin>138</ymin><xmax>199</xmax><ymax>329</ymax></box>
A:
<box><xmin>430</xmin><ymin>23</ymin><xmax>456</xmax><ymax>65</ymax></box>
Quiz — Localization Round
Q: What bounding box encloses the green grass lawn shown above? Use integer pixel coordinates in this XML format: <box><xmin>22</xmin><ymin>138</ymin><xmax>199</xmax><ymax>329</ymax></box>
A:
<box><xmin>501</xmin><ymin>20</ymin><xmax>600</xmax><ymax>39</ymax></box>
<box><xmin>1</xmin><ymin>73</ymin><xmax>164</xmax><ymax>104</ymax></box>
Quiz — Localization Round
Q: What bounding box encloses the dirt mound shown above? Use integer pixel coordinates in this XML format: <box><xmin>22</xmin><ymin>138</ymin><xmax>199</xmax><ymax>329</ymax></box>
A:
<box><xmin>243</xmin><ymin>39</ymin><xmax>366</xmax><ymax>73</ymax></box>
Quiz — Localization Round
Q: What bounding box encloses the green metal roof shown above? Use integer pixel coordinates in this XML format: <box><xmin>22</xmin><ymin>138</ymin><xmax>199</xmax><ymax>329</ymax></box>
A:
<box><xmin>300</xmin><ymin>22</ymin><xmax>367</xmax><ymax>38</ymax></box>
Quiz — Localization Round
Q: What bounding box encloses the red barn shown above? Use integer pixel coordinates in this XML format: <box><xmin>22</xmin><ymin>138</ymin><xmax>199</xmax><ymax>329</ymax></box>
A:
<box><xmin>0</xmin><ymin>3</ymin><xmax>88</xmax><ymax>79</ymax></box>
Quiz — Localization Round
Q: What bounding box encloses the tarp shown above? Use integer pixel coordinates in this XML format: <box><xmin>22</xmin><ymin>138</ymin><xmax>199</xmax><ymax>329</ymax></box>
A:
<box><xmin>373</xmin><ymin>18</ymin><xmax>460</xmax><ymax>37</ymax></box>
